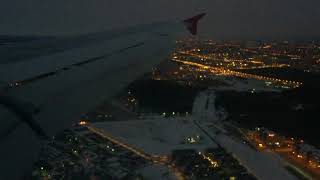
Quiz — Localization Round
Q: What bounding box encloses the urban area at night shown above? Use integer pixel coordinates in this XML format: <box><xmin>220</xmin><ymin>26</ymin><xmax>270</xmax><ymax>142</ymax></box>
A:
<box><xmin>30</xmin><ymin>39</ymin><xmax>320</xmax><ymax>180</ymax></box>
<box><xmin>2</xmin><ymin>0</ymin><xmax>320</xmax><ymax>179</ymax></box>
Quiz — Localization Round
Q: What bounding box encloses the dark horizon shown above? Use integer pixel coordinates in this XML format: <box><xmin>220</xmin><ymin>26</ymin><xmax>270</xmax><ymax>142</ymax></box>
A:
<box><xmin>1</xmin><ymin>0</ymin><xmax>320</xmax><ymax>40</ymax></box>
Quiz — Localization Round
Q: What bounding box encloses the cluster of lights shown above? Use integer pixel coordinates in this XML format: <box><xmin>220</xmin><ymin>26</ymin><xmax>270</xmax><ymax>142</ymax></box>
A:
<box><xmin>178</xmin><ymin>50</ymin><xmax>291</xmax><ymax>70</ymax></box>
<box><xmin>249</xmin><ymin>128</ymin><xmax>320</xmax><ymax>176</ymax></box>
<box><xmin>186</xmin><ymin>135</ymin><xmax>201</xmax><ymax>144</ymax></box>
<box><xmin>171</xmin><ymin>58</ymin><xmax>302</xmax><ymax>88</ymax></box>
<box><xmin>199</xmin><ymin>152</ymin><xmax>219</xmax><ymax>168</ymax></box>
<box><xmin>79</xmin><ymin>121</ymin><xmax>87</xmax><ymax>125</ymax></box>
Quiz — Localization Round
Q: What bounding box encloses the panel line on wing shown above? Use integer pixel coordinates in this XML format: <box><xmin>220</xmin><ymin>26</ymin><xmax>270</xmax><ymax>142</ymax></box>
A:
<box><xmin>3</xmin><ymin>42</ymin><xmax>145</xmax><ymax>91</ymax></box>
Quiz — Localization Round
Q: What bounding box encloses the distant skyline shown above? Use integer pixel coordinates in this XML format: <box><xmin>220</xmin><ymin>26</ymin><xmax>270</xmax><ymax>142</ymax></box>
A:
<box><xmin>1</xmin><ymin>0</ymin><xmax>320</xmax><ymax>39</ymax></box>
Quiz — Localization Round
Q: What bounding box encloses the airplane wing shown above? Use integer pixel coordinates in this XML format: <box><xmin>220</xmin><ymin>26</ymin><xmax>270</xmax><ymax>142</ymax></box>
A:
<box><xmin>0</xmin><ymin>13</ymin><xmax>205</xmax><ymax>179</ymax></box>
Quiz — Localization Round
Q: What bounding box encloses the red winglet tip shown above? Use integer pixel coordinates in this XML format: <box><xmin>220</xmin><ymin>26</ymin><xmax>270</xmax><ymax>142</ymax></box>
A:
<box><xmin>183</xmin><ymin>13</ymin><xmax>206</xmax><ymax>35</ymax></box>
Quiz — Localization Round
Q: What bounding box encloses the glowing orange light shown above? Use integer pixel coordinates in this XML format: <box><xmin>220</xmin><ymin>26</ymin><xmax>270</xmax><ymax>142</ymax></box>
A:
<box><xmin>258</xmin><ymin>144</ymin><xmax>264</xmax><ymax>148</ymax></box>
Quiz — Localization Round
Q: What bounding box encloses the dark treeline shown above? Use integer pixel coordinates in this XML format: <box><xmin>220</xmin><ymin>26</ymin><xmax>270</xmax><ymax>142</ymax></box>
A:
<box><xmin>216</xmin><ymin>68</ymin><xmax>320</xmax><ymax>147</ymax></box>
<box><xmin>128</xmin><ymin>79</ymin><xmax>204</xmax><ymax>114</ymax></box>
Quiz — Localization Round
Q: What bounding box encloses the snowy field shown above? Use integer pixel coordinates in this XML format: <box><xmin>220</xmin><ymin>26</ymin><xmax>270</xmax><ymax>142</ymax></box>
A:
<box><xmin>214</xmin><ymin>134</ymin><xmax>298</xmax><ymax>180</ymax></box>
<box><xmin>92</xmin><ymin>117</ymin><xmax>218</xmax><ymax>155</ymax></box>
<box><xmin>138</xmin><ymin>165</ymin><xmax>176</xmax><ymax>180</ymax></box>
<box><xmin>192</xmin><ymin>90</ymin><xmax>298</xmax><ymax>180</ymax></box>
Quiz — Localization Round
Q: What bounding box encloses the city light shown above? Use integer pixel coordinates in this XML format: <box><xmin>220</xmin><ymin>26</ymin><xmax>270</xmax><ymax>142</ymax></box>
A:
<box><xmin>202</xmin><ymin>153</ymin><xmax>219</xmax><ymax>168</ymax></box>
<box><xmin>171</xmin><ymin>58</ymin><xmax>302</xmax><ymax>88</ymax></box>
<box><xmin>258</xmin><ymin>144</ymin><xmax>264</xmax><ymax>148</ymax></box>
<box><xmin>246</xmin><ymin>127</ymin><xmax>320</xmax><ymax>178</ymax></box>
<box><xmin>268</xmin><ymin>133</ymin><xmax>275</xmax><ymax>137</ymax></box>
<box><xmin>79</xmin><ymin>121</ymin><xmax>87</xmax><ymax>125</ymax></box>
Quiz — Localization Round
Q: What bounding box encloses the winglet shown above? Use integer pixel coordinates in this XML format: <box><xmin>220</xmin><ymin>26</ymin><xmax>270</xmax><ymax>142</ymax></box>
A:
<box><xmin>183</xmin><ymin>13</ymin><xmax>206</xmax><ymax>35</ymax></box>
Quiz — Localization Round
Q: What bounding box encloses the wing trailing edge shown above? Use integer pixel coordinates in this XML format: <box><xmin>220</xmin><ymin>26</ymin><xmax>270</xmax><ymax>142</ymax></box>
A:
<box><xmin>183</xmin><ymin>13</ymin><xmax>206</xmax><ymax>35</ymax></box>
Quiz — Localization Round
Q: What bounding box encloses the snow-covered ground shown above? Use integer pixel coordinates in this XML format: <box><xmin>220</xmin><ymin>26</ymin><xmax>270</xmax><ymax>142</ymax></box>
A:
<box><xmin>92</xmin><ymin>117</ymin><xmax>218</xmax><ymax>155</ymax></box>
<box><xmin>214</xmin><ymin>133</ymin><xmax>298</xmax><ymax>180</ymax></box>
<box><xmin>138</xmin><ymin>165</ymin><xmax>176</xmax><ymax>180</ymax></box>
<box><xmin>192</xmin><ymin>91</ymin><xmax>227</xmax><ymax>123</ymax></box>
<box><xmin>90</xmin><ymin>78</ymin><xmax>293</xmax><ymax>179</ymax></box>
<box><xmin>192</xmin><ymin>91</ymin><xmax>216</xmax><ymax>118</ymax></box>
<box><xmin>193</xmin><ymin>90</ymin><xmax>298</xmax><ymax>180</ymax></box>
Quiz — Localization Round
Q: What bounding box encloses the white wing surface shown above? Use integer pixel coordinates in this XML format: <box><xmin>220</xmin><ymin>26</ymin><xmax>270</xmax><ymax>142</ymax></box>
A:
<box><xmin>0</xmin><ymin>13</ymin><xmax>205</xmax><ymax>179</ymax></box>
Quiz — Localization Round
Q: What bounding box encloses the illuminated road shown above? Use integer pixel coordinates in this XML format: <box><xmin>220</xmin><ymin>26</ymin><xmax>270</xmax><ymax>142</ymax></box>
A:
<box><xmin>177</xmin><ymin>50</ymin><xmax>292</xmax><ymax>69</ymax></box>
<box><xmin>172</xmin><ymin>58</ymin><xmax>302</xmax><ymax>88</ymax></box>
<box><xmin>84</xmin><ymin>124</ymin><xmax>185</xmax><ymax>180</ymax></box>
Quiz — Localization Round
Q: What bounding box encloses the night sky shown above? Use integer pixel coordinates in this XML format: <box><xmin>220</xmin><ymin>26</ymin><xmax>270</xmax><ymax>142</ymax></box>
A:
<box><xmin>1</xmin><ymin>0</ymin><xmax>320</xmax><ymax>39</ymax></box>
